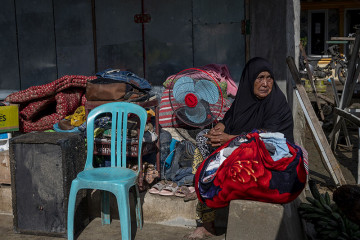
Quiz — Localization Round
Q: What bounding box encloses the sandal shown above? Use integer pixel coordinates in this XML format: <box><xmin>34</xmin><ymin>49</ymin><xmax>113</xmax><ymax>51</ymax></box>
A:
<box><xmin>144</xmin><ymin>164</ymin><xmax>159</xmax><ymax>184</ymax></box>
<box><xmin>145</xmin><ymin>169</ymin><xmax>158</xmax><ymax>184</ymax></box>
<box><xmin>148</xmin><ymin>180</ymin><xmax>167</xmax><ymax>195</ymax></box>
<box><xmin>158</xmin><ymin>182</ymin><xmax>178</xmax><ymax>196</ymax></box>
<box><xmin>175</xmin><ymin>186</ymin><xmax>195</xmax><ymax>198</ymax></box>
<box><xmin>184</xmin><ymin>191</ymin><xmax>197</xmax><ymax>202</ymax></box>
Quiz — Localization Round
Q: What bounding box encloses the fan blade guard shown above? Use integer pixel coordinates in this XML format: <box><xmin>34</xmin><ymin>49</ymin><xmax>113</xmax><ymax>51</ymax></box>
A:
<box><xmin>173</xmin><ymin>76</ymin><xmax>195</xmax><ymax>103</ymax></box>
<box><xmin>194</xmin><ymin>80</ymin><xmax>219</xmax><ymax>104</ymax></box>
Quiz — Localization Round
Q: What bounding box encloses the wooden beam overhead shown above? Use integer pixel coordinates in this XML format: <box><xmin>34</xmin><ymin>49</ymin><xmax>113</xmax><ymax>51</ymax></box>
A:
<box><xmin>301</xmin><ymin>1</ymin><xmax>360</xmax><ymax>10</ymax></box>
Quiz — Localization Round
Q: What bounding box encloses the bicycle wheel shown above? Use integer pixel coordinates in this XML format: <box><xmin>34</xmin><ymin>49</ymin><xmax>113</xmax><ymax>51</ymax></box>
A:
<box><xmin>336</xmin><ymin>65</ymin><xmax>347</xmax><ymax>85</ymax></box>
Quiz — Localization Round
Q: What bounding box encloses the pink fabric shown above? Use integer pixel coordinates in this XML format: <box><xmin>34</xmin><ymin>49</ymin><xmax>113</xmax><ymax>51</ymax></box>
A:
<box><xmin>164</xmin><ymin>64</ymin><xmax>238</xmax><ymax>97</ymax></box>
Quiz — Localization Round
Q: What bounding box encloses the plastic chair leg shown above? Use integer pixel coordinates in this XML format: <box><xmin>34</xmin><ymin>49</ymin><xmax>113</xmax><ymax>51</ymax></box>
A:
<box><xmin>67</xmin><ymin>182</ymin><xmax>79</xmax><ymax>240</ymax></box>
<box><xmin>115</xmin><ymin>185</ymin><xmax>131</xmax><ymax>240</ymax></box>
<box><xmin>135</xmin><ymin>185</ymin><xmax>142</xmax><ymax>229</ymax></box>
<box><xmin>101</xmin><ymin>190</ymin><xmax>111</xmax><ymax>225</ymax></box>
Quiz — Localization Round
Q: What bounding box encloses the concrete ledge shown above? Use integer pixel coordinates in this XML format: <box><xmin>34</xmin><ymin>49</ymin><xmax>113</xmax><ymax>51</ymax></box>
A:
<box><xmin>87</xmin><ymin>190</ymin><xmax>199</xmax><ymax>227</ymax></box>
<box><xmin>142</xmin><ymin>192</ymin><xmax>197</xmax><ymax>226</ymax></box>
<box><xmin>0</xmin><ymin>185</ymin><xmax>12</xmax><ymax>215</ymax></box>
<box><xmin>226</xmin><ymin>197</ymin><xmax>306</xmax><ymax>240</ymax></box>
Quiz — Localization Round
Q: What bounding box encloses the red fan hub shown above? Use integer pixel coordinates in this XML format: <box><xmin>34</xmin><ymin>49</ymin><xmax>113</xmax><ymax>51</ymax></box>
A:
<box><xmin>185</xmin><ymin>93</ymin><xmax>198</xmax><ymax>108</ymax></box>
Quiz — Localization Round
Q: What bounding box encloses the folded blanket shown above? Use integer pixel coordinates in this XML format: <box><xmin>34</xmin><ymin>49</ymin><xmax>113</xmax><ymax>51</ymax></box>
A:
<box><xmin>195</xmin><ymin>132</ymin><xmax>307</xmax><ymax>208</ymax></box>
<box><xmin>6</xmin><ymin>75</ymin><xmax>96</xmax><ymax>132</ymax></box>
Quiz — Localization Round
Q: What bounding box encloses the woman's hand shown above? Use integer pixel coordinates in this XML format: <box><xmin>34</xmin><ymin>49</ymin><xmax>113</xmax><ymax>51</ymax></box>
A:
<box><xmin>205</xmin><ymin>131</ymin><xmax>236</xmax><ymax>147</ymax></box>
<box><xmin>208</xmin><ymin>122</ymin><xmax>225</xmax><ymax>135</ymax></box>
<box><xmin>205</xmin><ymin>123</ymin><xmax>236</xmax><ymax>147</ymax></box>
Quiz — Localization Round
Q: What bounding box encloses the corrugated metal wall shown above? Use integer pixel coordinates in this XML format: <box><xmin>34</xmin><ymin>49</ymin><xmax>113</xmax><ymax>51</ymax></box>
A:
<box><xmin>0</xmin><ymin>0</ymin><xmax>245</xmax><ymax>90</ymax></box>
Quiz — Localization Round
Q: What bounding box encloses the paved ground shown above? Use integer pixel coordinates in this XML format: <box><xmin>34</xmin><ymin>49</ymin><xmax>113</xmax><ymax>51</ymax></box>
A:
<box><xmin>0</xmin><ymin>214</ymin><xmax>225</xmax><ymax>240</ymax></box>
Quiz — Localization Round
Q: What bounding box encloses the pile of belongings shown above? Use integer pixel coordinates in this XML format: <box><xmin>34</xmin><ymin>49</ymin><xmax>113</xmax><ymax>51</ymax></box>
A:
<box><xmin>5</xmin><ymin>75</ymin><xmax>96</xmax><ymax>132</ymax></box>
<box><xmin>5</xmin><ymin>69</ymin><xmax>152</xmax><ymax>132</ymax></box>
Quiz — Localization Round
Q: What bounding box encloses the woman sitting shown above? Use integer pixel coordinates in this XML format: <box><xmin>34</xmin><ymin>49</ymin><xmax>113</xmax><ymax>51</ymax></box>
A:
<box><xmin>187</xmin><ymin>57</ymin><xmax>305</xmax><ymax>239</ymax></box>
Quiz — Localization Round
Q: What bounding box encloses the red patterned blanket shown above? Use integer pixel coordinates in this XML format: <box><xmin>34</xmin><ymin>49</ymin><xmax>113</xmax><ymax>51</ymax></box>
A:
<box><xmin>6</xmin><ymin>75</ymin><xmax>96</xmax><ymax>132</ymax></box>
<box><xmin>195</xmin><ymin>132</ymin><xmax>307</xmax><ymax>208</ymax></box>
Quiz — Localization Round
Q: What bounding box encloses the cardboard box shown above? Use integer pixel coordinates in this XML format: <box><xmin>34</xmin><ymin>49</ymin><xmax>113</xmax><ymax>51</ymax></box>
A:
<box><xmin>0</xmin><ymin>105</ymin><xmax>19</xmax><ymax>132</ymax></box>
<box><xmin>0</xmin><ymin>150</ymin><xmax>10</xmax><ymax>184</ymax></box>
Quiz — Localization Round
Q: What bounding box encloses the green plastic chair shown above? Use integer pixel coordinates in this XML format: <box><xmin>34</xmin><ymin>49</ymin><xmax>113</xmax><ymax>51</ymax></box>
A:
<box><xmin>67</xmin><ymin>102</ymin><xmax>147</xmax><ymax>240</ymax></box>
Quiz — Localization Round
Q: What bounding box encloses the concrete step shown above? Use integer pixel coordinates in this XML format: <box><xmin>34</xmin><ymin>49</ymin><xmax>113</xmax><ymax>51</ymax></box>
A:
<box><xmin>142</xmin><ymin>192</ymin><xmax>197</xmax><ymax>226</ymax></box>
<box><xmin>87</xmin><ymin>189</ymin><xmax>229</xmax><ymax>229</ymax></box>
<box><xmin>0</xmin><ymin>185</ymin><xmax>11</xmax><ymax>215</ymax></box>
<box><xmin>226</xmin><ymin>195</ymin><xmax>307</xmax><ymax>240</ymax></box>
<box><xmin>86</xmin><ymin>189</ymin><xmax>198</xmax><ymax>226</ymax></box>
<box><xmin>2</xmin><ymin>183</ymin><xmax>307</xmax><ymax>240</ymax></box>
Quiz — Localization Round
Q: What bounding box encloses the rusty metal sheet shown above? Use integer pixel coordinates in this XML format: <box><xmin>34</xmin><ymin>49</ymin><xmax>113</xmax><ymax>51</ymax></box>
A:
<box><xmin>145</xmin><ymin>0</ymin><xmax>193</xmax><ymax>86</ymax></box>
<box><xmin>53</xmin><ymin>0</ymin><xmax>95</xmax><ymax>77</ymax></box>
<box><xmin>0</xmin><ymin>0</ymin><xmax>20</xmax><ymax>90</ymax></box>
<box><xmin>95</xmin><ymin>0</ymin><xmax>143</xmax><ymax>76</ymax></box>
<box><xmin>15</xmin><ymin>0</ymin><xmax>57</xmax><ymax>89</ymax></box>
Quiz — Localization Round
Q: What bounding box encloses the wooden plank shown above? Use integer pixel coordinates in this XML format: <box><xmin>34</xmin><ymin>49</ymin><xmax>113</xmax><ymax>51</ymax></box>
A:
<box><xmin>339</xmin><ymin>30</ymin><xmax>360</xmax><ymax>109</ymax></box>
<box><xmin>358</xmin><ymin>128</ymin><xmax>360</xmax><ymax>184</ymax></box>
<box><xmin>326</xmin><ymin>40</ymin><xmax>349</xmax><ymax>44</ymax></box>
<box><xmin>299</xmin><ymin>43</ymin><xmax>325</xmax><ymax>121</ymax></box>
<box><xmin>287</xmin><ymin>56</ymin><xmax>347</xmax><ymax>186</ymax></box>
<box><xmin>296</xmin><ymin>83</ymin><xmax>346</xmax><ymax>185</ymax></box>
<box><xmin>331</xmin><ymin>37</ymin><xmax>356</xmax><ymax>41</ymax></box>
<box><xmin>317</xmin><ymin>93</ymin><xmax>335</xmax><ymax>106</ymax></box>
<box><xmin>329</xmin><ymin>78</ymin><xmax>351</xmax><ymax>149</ymax></box>
<box><xmin>330</xmin><ymin>30</ymin><xmax>360</xmax><ymax>148</ymax></box>
<box><xmin>334</xmin><ymin>108</ymin><xmax>360</xmax><ymax>127</ymax></box>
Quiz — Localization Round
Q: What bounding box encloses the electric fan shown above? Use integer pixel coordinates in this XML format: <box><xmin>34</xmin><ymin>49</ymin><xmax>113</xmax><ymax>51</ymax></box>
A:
<box><xmin>169</xmin><ymin>69</ymin><xmax>224</xmax><ymax>128</ymax></box>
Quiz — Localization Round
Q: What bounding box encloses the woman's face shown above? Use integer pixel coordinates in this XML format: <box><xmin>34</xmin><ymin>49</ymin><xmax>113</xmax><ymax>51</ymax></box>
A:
<box><xmin>253</xmin><ymin>71</ymin><xmax>274</xmax><ymax>99</ymax></box>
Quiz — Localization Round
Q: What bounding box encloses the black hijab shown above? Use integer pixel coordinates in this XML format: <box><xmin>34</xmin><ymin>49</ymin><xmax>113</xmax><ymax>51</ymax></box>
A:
<box><xmin>221</xmin><ymin>57</ymin><xmax>294</xmax><ymax>143</ymax></box>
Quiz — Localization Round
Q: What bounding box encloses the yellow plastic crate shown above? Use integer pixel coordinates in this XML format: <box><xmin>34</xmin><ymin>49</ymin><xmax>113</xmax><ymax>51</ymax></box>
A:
<box><xmin>0</xmin><ymin>105</ymin><xmax>19</xmax><ymax>132</ymax></box>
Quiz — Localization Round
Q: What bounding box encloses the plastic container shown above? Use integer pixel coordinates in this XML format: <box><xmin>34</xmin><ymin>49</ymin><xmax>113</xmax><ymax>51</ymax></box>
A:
<box><xmin>0</xmin><ymin>133</ymin><xmax>11</xmax><ymax>152</ymax></box>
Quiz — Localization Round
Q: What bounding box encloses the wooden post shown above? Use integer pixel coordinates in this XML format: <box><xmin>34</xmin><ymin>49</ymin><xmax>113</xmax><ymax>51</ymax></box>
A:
<box><xmin>329</xmin><ymin>78</ymin><xmax>351</xmax><ymax>149</ymax></box>
<box><xmin>299</xmin><ymin>43</ymin><xmax>325</xmax><ymax>121</ymax></box>
<box><xmin>287</xmin><ymin>56</ymin><xmax>347</xmax><ymax>186</ymax></box>
<box><xmin>358</xmin><ymin>128</ymin><xmax>360</xmax><ymax>184</ymax></box>
<box><xmin>330</xmin><ymin>29</ymin><xmax>360</xmax><ymax>149</ymax></box>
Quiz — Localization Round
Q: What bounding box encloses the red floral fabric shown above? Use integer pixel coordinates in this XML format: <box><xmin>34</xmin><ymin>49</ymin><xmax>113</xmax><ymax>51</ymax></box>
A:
<box><xmin>195</xmin><ymin>132</ymin><xmax>307</xmax><ymax>209</ymax></box>
<box><xmin>6</xmin><ymin>75</ymin><xmax>96</xmax><ymax>132</ymax></box>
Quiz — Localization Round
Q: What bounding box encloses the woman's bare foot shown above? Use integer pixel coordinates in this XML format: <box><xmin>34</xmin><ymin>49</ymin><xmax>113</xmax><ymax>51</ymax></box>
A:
<box><xmin>185</xmin><ymin>224</ymin><xmax>215</xmax><ymax>239</ymax></box>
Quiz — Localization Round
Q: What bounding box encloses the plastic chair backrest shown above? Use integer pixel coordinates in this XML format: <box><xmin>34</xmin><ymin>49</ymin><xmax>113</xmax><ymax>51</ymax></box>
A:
<box><xmin>84</xmin><ymin>102</ymin><xmax>147</xmax><ymax>175</ymax></box>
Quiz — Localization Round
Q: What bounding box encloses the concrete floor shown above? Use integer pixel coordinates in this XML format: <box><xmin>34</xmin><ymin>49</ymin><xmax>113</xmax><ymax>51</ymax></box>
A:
<box><xmin>0</xmin><ymin>214</ymin><xmax>226</xmax><ymax>240</ymax></box>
